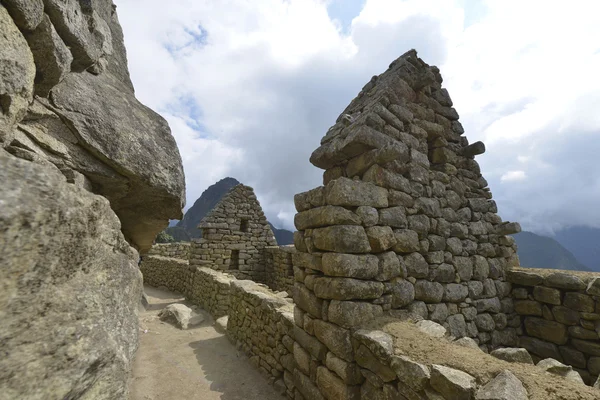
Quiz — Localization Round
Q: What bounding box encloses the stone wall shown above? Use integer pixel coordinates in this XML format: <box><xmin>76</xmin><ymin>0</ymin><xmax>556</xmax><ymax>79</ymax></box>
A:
<box><xmin>189</xmin><ymin>267</ymin><xmax>233</xmax><ymax>318</ymax></box>
<box><xmin>350</xmin><ymin>317</ymin><xmax>600</xmax><ymax>400</ymax></box>
<box><xmin>508</xmin><ymin>267</ymin><xmax>600</xmax><ymax>383</ymax></box>
<box><xmin>147</xmin><ymin>242</ymin><xmax>191</xmax><ymax>260</ymax></box>
<box><xmin>265</xmin><ymin>245</ymin><xmax>296</xmax><ymax>294</ymax></box>
<box><xmin>190</xmin><ymin>184</ymin><xmax>278</xmax><ymax>282</ymax></box>
<box><xmin>227</xmin><ymin>279</ymin><xmax>296</xmax><ymax>396</ymax></box>
<box><xmin>140</xmin><ymin>255</ymin><xmax>297</xmax><ymax>396</ymax></box>
<box><xmin>290</xmin><ymin>49</ymin><xmax>523</xmax><ymax>400</ymax></box>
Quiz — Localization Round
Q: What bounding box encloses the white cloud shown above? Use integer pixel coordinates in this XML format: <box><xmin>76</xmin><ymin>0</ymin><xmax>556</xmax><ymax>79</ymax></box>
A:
<box><xmin>115</xmin><ymin>0</ymin><xmax>600</xmax><ymax>233</ymax></box>
<box><xmin>500</xmin><ymin>170</ymin><xmax>526</xmax><ymax>182</ymax></box>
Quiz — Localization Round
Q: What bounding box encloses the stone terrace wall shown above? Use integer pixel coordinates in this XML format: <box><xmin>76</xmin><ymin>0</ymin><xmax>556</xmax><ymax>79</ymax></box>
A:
<box><xmin>508</xmin><ymin>268</ymin><xmax>600</xmax><ymax>383</ymax></box>
<box><xmin>140</xmin><ymin>256</ymin><xmax>192</xmax><ymax>294</ymax></box>
<box><xmin>189</xmin><ymin>267</ymin><xmax>233</xmax><ymax>318</ymax></box>
<box><xmin>227</xmin><ymin>280</ymin><xmax>296</xmax><ymax>396</ymax></box>
<box><xmin>265</xmin><ymin>245</ymin><xmax>296</xmax><ymax>294</ymax></box>
<box><xmin>350</xmin><ymin>317</ymin><xmax>600</xmax><ymax>399</ymax></box>
<box><xmin>147</xmin><ymin>242</ymin><xmax>191</xmax><ymax>260</ymax></box>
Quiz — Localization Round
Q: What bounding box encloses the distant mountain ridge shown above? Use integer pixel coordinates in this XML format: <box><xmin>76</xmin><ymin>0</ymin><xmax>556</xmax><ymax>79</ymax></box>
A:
<box><xmin>163</xmin><ymin>177</ymin><xmax>294</xmax><ymax>245</ymax></box>
<box><xmin>554</xmin><ymin>226</ymin><xmax>600</xmax><ymax>272</ymax></box>
<box><xmin>514</xmin><ymin>231</ymin><xmax>591</xmax><ymax>272</ymax></box>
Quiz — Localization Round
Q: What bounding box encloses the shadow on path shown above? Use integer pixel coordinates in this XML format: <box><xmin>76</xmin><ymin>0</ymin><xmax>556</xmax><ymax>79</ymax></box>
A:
<box><xmin>189</xmin><ymin>336</ymin><xmax>282</xmax><ymax>400</ymax></box>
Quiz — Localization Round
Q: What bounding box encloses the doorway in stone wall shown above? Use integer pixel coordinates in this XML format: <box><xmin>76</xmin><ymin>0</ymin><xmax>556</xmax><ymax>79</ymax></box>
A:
<box><xmin>230</xmin><ymin>250</ymin><xmax>240</xmax><ymax>270</ymax></box>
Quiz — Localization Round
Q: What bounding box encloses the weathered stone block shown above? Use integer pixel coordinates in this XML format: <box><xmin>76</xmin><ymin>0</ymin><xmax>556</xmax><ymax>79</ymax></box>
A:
<box><xmin>312</xmin><ymin>226</ymin><xmax>371</xmax><ymax>253</ymax></box>
<box><xmin>325</xmin><ymin>177</ymin><xmax>388</xmax><ymax>208</ymax></box>
<box><xmin>321</xmin><ymin>253</ymin><xmax>379</xmax><ymax>279</ymax></box>
<box><xmin>365</xmin><ymin>226</ymin><xmax>397</xmax><ymax>253</ymax></box>
<box><xmin>328</xmin><ymin>300</ymin><xmax>383</xmax><ymax>329</ymax></box>
<box><xmin>514</xmin><ymin>300</ymin><xmax>542</xmax><ymax>316</ymax></box>
<box><xmin>378</xmin><ymin>206</ymin><xmax>408</xmax><ymax>228</ymax></box>
<box><xmin>414</xmin><ymin>280</ymin><xmax>444</xmax><ymax>303</ymax></box>
<box><xmin>294</xmin><ymin>285</ymin><xmax>323</xmax><ymax>318</ymax></box>
<box><xmin>490</xmin><ymin>348</ymin><xmax>534</xmax><ymax>365</ymax></box>
<box><xmin>393</xmin><ymin>229</ymin><xmax>420</xmax><ymax>253</ymax></box>
<box><xmin>354</xmin><ymin>345</ymin><xmax>396</xmax><ymax>382</ymax></box>
<box><xmin>524</xmin><ymin>317</ymin><xmax>568</xmax><ymax>345</ymax></box>
<box><xmin>295</xmin><ymin>206</ymin><xmax>361</xmax><ymax>230</ymax></box>
<box><xmin>543</xmin><ymin>273</ymin><xmax>586</xmax><ymax>291</ymax></box>
<box><xmin>313</xmin><ymin>320</ymin><xmax>354</xmax><ymax>361</ymax></box>
<box><xmin>475</xmin><ymin>370</ymin><xmax>528</xmax><ymax>400</ymax></box>
<box><xmin>376</xmin><ymin>251</ymin><xmax>402</xmax><ymax>281</ymax></box>
<box><xmin>533</xmin><ymin>286</ymin><xmax>562</xmax><ymax>305</ymax></box>
<box><xmin>390</xmin><ymin>355</ymin><xmax>430</xmax><ymax>392</ymax></box>
<box><xmin>563</xmin><ymin>292</ymin><xmax>595</xmax><ymax>313</ymax></box>
<box><xmin>293</xmin><ymin>325</ymin><xmax>328</xmax><ymax>361</ymax></box>
<box><xmin>404</xmin><ymin>252</ymin><xmax>429</xmax><ymax>278</ymax></box>
<box><xmin>325</xmin><ymin>352</ymin><xmax>364</xmax><ymax>385</ymax></box>
<box><xmin>313</xmin><ymin>277</ymin><xmax>385</xmax><ymax>300</ymax></box>
<box><xmin>430</xmin><ymin>364</ymin><xmax>475</xmax><ymax>400</ymax></box>
<box><xmin>390</xmin><ymin>278</ymin><xmax>415</xmax><ymax>308</ymax></box>
<box><xmin>316</xmin><ymin>366</ymin><xmax>360</xmax><ymax>400</ymax></box>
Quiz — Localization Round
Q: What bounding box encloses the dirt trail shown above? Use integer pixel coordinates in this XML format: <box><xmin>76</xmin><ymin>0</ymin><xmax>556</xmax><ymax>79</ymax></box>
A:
<box><xmin>129</xmin><ymin>285</ymin><xmax>282</xmax><ymax>400</ymax></box>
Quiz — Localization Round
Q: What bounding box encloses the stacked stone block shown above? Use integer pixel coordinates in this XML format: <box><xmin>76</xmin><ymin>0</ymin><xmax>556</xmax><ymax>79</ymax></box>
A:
<box><xmin>227</xmin><ymin>280</ymin><xmax>296</xmax><ymax>396</ymax></box>
<box><xmin>265</xmin><ymin>245</ymin><xmax>296</xmax><ymax>294</ymax></box>
<box><xmin>291</xmin><ymin>49</ymin><xmax>522</xmax><ymax>399</ymax></box>
<box><xmin>147</xmin><ymin>242</ymin><xmax>191</xmax><ymax>260</ymax></box>
<box><xmin>351</xmin><ymin>323</ymin><xmax>599</xmax><ymax>399</ymax></box>
<box><xmin>508</xmin><ymin>268</ymin><xmax>600</xmax><ymax>383</ymax></box>
<box><xmin>190</xmin><ymin>184</ymin><xmax>278</xmax><ymax>282</ymax></box>
<box><xmin>189</xmin><ymin>267</ymin><xmax>233</xmax><ymax>318</ymax></box>
<box><xmin>140</xmin><ymin>256</ymin><xmax>193</xmax><ymax>295</ymax></box>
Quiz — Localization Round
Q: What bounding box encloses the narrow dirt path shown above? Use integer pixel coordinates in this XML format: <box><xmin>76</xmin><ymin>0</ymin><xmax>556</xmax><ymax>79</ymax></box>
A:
<box><xmin>129</xmin><ymin>285</ymin><xmax>282</xmax><ymax>400</ymax></box>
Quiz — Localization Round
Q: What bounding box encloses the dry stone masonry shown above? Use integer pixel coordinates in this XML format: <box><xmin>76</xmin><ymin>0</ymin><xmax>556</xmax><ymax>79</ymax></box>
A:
<box><xmin>508</xmin><ymin>268</ymin><xmax>600</xmax><ymax>383</ymax></box>
<box><xmin>147</xmin><ymin>242</ymin><xmax>191</xmax><ymax>260</ymax></box>
<box><xmin>290</xmin><ymin>48</ymin><xmax>524</xmax><ymax>400</ymax></box>
<box><xmin>265</xmin><ymin>245</ymin><xmax>296</xmax><ymax>294</ymax></box>
<box><xmin>190</xmin><ymin>184</ymin><xmax>278</xmax><ymax>282</ymax></box>
<box><xmin>139</xmin><ymin>49</ymin><xmax>600</xmax><ymax>398</ymax></box>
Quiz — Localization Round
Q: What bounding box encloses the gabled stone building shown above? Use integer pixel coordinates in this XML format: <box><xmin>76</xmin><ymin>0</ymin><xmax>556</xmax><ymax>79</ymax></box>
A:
<box><xmin>189</xmin><ymin>184</ymin><xmax>277</xmax><ymax>282</ymax></box>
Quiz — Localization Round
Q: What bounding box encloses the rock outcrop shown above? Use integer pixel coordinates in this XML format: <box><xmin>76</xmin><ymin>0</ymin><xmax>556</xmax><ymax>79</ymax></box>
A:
<box><xmin>1</xmin><ymin>0</ymin><xmax>185</xmax><ymax>253</ymax></box>
<box><xmin>0</xmin><ymin>0</ymin><xmax>185</xmax><ymax>398</ymax></box>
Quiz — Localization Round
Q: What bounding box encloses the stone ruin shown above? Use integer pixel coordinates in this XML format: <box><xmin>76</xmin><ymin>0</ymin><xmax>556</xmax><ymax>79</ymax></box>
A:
<box><xmin>141</xmin><ymin>49</ymin><xmax>600</xmax><ymax>399</ymax></box>
<box><xmin>190</xmin><ymin>183</ymin><xmax>278</xmax><ymax>282</ymax></box>
<box><xmin>293</xmin><ymin>48</ymin><xmax>521</xmax><ymax>352</ymax></box>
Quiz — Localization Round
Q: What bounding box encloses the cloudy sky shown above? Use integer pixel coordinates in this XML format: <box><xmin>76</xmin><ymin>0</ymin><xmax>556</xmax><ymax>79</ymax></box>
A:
<box><xmin>115</xmin><ymin>0</ymin><xmax>600</xmax><ymax>235</ymax></box>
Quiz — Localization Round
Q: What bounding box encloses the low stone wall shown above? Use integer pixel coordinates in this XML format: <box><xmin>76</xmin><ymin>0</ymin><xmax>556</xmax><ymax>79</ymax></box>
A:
<box><xmin>147</xmin><ymin>242</ymin><xmax>191</xmax><ymax>260</ymax></box>
<box><xmin>343</xmin><ymin>317</ymin><xmax>600</xmax><ymax>400</ymax></box>
<box><xmin>140</xmin><ymin>255</ymin><xmax>296</xmax><ymax>397</ymax></box>
<box><xmin>189</xmin><ymin>267</ymin><xmax>233</xmax><ymax>318</ymax></box>
<box><xmin>265</xmin><ymin>245</ymin><xmax>296</xmax><ymax>294</ymax></box>
<box><xmin>140</xmin><ymin>256</ymin><xmax>192</xmax><ymax>294</ymax></box>
<box><xmin>227</xmin><ymin>280</ymin><xmax>296</xmax><ymax>396</ymax></box>
<box><xmin>508</xmin><ymin>268</ymin><xmax>600</xmax><ymax>383</ymax></box>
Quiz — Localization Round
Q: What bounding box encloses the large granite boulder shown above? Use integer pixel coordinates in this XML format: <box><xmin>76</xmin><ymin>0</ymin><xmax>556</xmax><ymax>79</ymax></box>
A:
<box><xmin>0</xmin><ymin>150</ymin><xmax>143</xmax><ymax>399</ymax></box>
<box><xmin>1</xmin><ymin>0</ymin><xmax>185</xmax><ymax>252</ymax></box>
<box><xmin>0</xmin><ymin>0</ymin><xmax>186</xmax><ymax>397</ymax></box>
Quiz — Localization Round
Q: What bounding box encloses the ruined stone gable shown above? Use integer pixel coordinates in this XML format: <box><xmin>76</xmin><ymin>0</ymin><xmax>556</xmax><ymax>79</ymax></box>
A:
<box><xmin>190</xmin><ymin>184</ymin><xmax>277</xmax><ymax>282</ymax></box>
<box><xmin>291</xmin><ymin>49</ymin><xmax>523</xmax><ymax>399</ymax></box>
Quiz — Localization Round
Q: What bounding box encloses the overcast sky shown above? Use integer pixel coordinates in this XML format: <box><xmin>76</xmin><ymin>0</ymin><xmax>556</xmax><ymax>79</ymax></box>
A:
<box><xmin>115</xmin><ymin>0</ymin><xmax>600</xmax><ymax>234</ymax></box>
